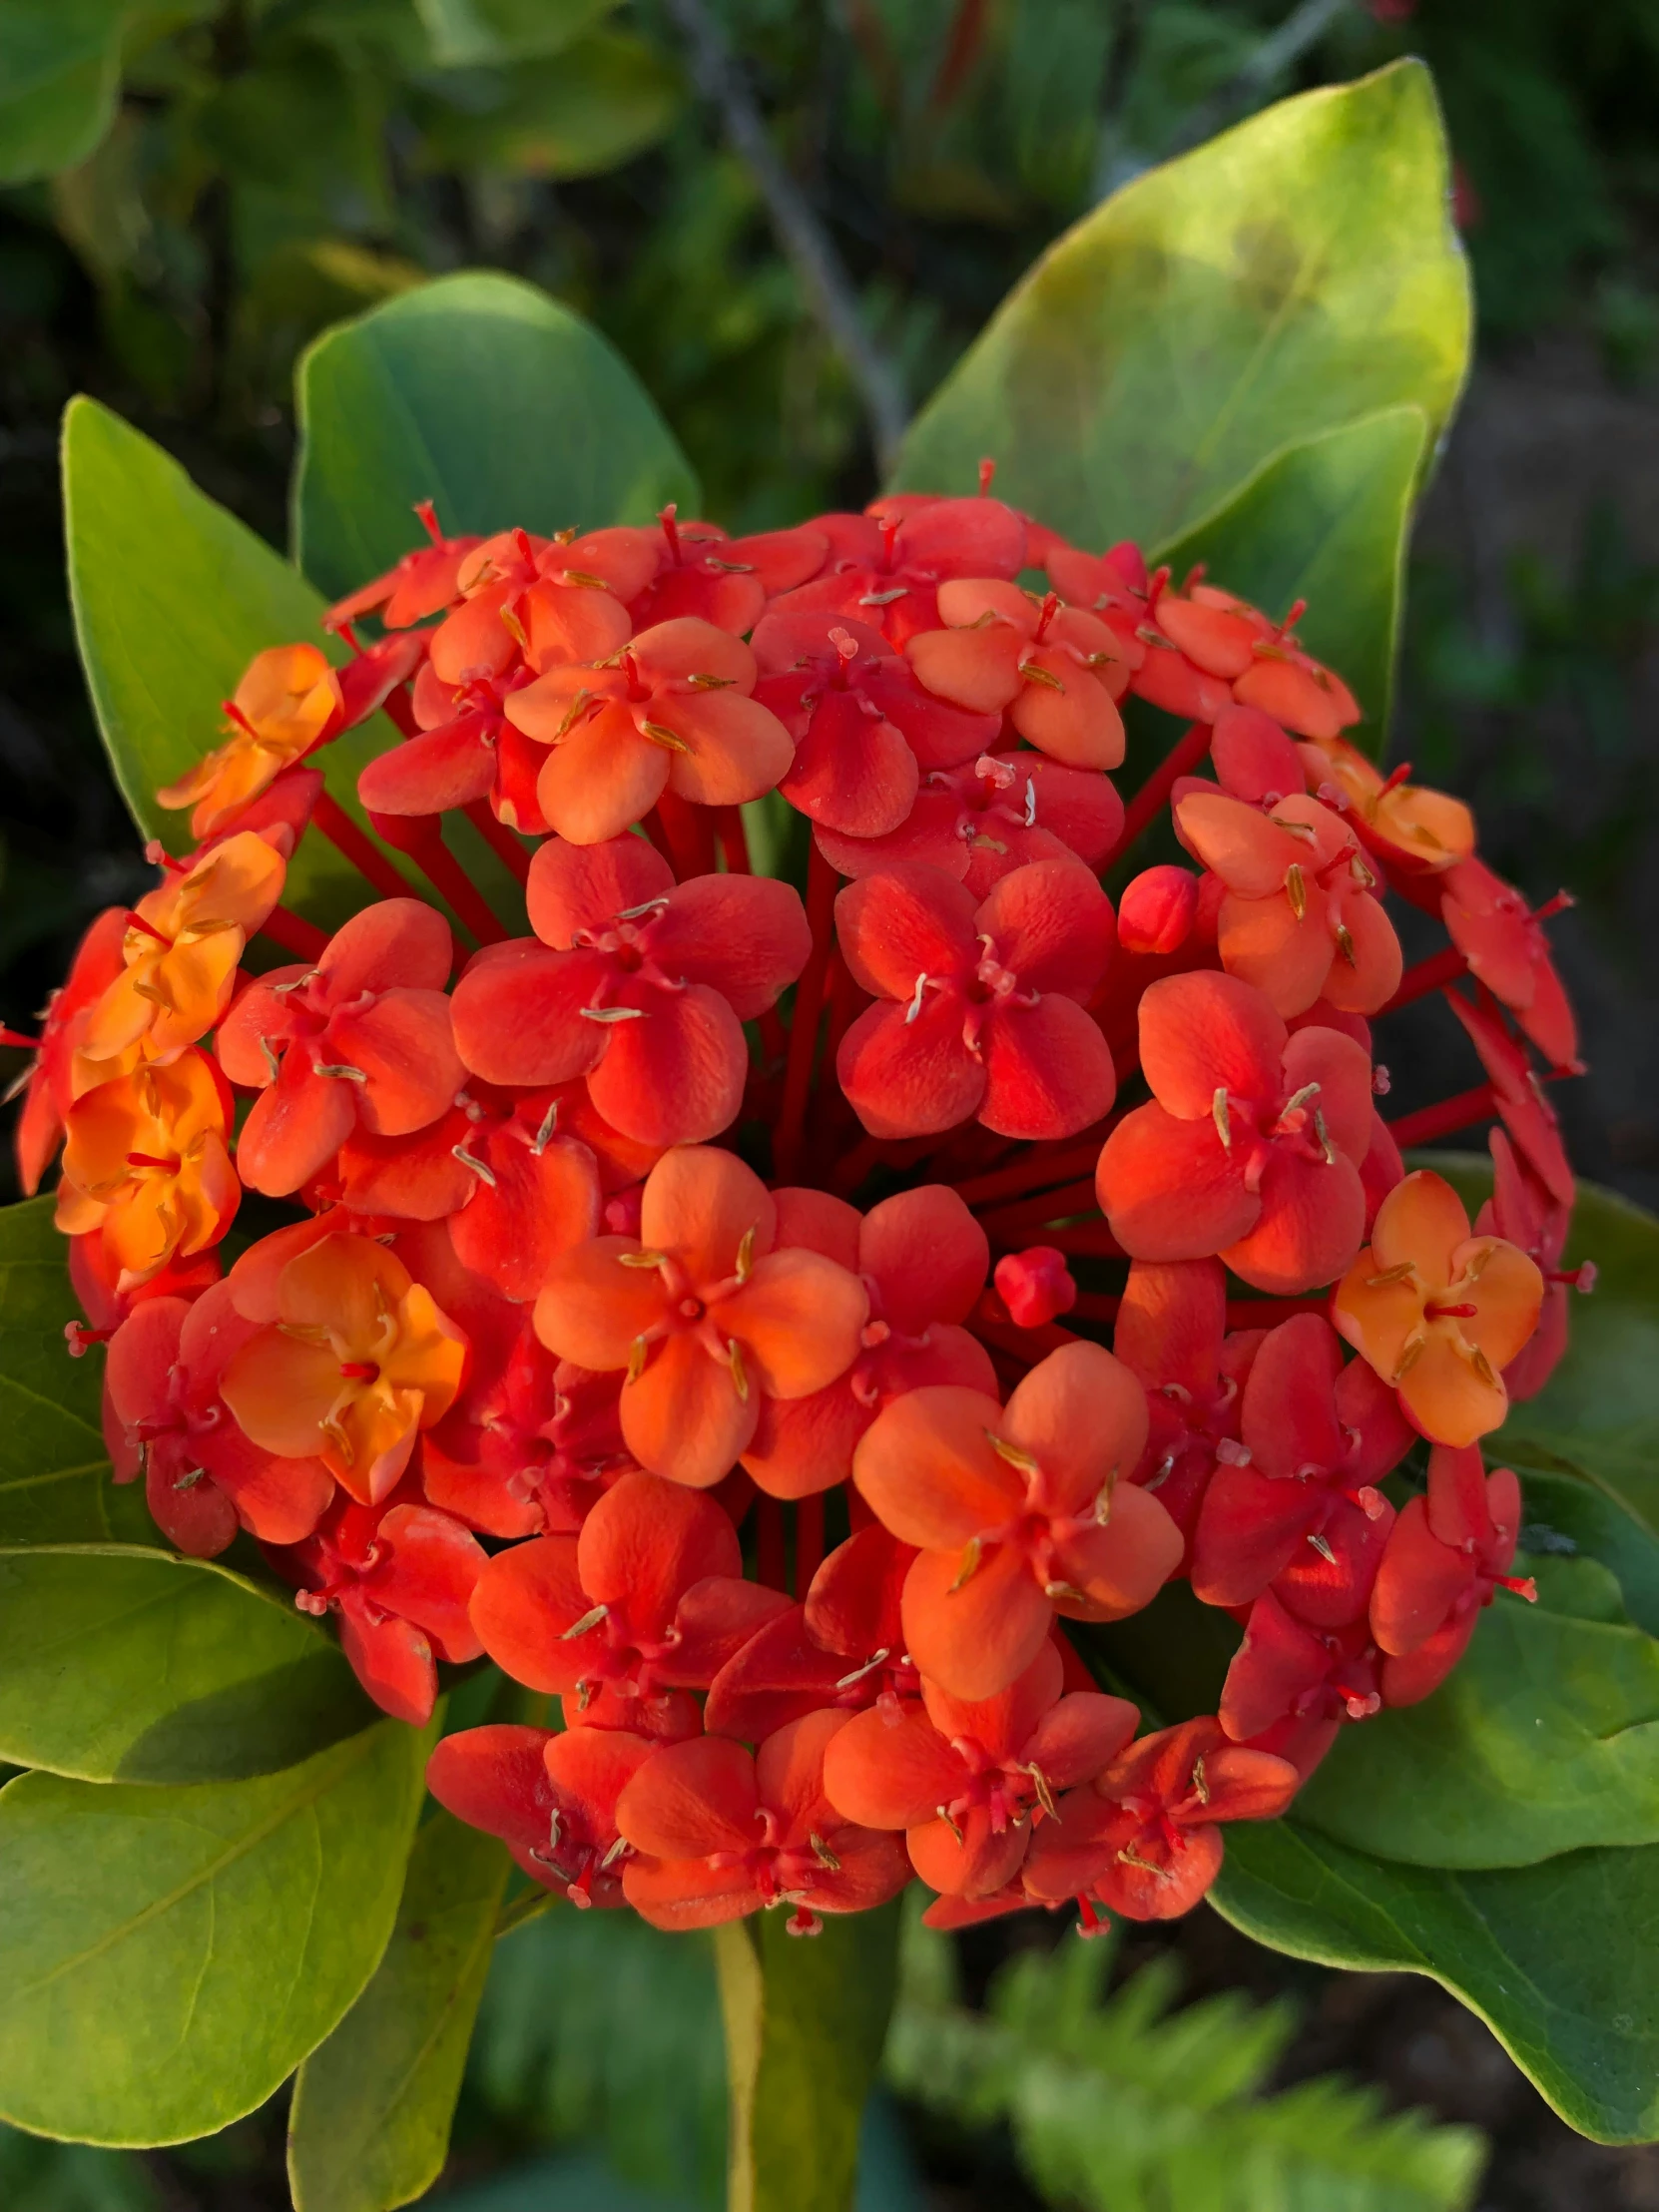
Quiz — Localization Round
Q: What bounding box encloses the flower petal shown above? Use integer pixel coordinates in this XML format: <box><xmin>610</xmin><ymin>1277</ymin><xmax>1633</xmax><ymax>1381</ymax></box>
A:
<box><xmin>900</xmin><ymin>1540</ymin><xmax>1053</xmax><ymax>1701</ymax></box>
<box><xmin>852</xmin><ymin>1383</ymin><xmax>1017</xmax><ymax>1550</ymax></box>
<box><xmin>1138</xmin><ymin>971</ymin><xmax>1288</xmax><ymax>1120</ymax></box>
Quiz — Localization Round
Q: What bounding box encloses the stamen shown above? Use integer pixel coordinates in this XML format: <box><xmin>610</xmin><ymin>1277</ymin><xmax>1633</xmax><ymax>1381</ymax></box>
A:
<box><xmin>1285</xmin><ymin>863</ymin><xmax>1308</xmax><ymax>921</ymax></box>
<box><xmin>950</xmin><ymin>1537</ymin><xmax>984</xmax><ymax>1591</ymax></box>
<box><xmin>561</xmin><ymin>1603</ymin><xmax>609</xmax><ymax>1640</ymax></box>
<box><xmin>1212</xmin><ymin>1088</ymin><xmax>1232</xmax><ymax>1149</ymax></box>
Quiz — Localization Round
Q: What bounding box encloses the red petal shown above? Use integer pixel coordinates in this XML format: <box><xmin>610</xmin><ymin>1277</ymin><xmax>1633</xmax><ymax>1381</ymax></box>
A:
<box><xmin>834</xmin><ymin>863</ymin><xmax>977</xmax><ymax>1000</ymax></box>
<box><xmin>526</xmin><ymin>834</ymin><xmax>675</xmax><ymax>947</ymax></box>
<box><xmin>336</xmin><ymin>1589</ymin><xmax>436</xmax><ymax>1724</ymax></box>
<box><xmin>980</xmin><ymin>995</ymin><xmax>1116</xmax><ymax>1140</ymax></box>
<box><xmin>450</xmin><ymin>941</ymin><xmax>609</xmax><ymax>1088</ymax></box>
<box><xmin>576</xmin><ymin>1469</ymin><xmax>742</xmax><ymax>1637</ymax></box>
<box><xmin>861</xmin><ymin>1184</ymin><xmax>989</xmax><ymax>1333</ymax></box>
<box><xmin>1113</xmin><ymin>1258</ymin><xmax>1226</xmax><ymax>1394</ymax></box>
<box><xmin>321</xmin><ymin>897</ymin><xmax>454</xmax><ymax>996</ymax></box>
<box><xmin>427</xmin><ymin>1723</ymin><xmax>558</xmax><ymax>1860</ymax></box>
<box><xmin>331</xmin><ymin>990</ymin><xmax>466</xmax><ymax>1137</ymax></box>
<box><xmin>649</xmin><ymin>875</ymin><xmax>813</xmax><ymax>1018</ymax></box>
<box><xmin>585</xmin><ymin>984</ymin><xmax>749</xmax><ymax>1148</ymax></box>
<box><xmin>1370</xmin><ymin>1495</ymin><xmax>1470</xmax><ymax>1655</ymax></box>
<box><xmin>468</xmin><ymin>1534</ymin><xmax>591</xmax><ymax>1691</ymax></box>
<box><xmin>837</xmin><ymin>995</ymin><xmax>985</xmax><ymax>1140</ymax></box>
<box><xmin>616</xmin><ymin>1733</ymin><xmax>759</xmax><ymax>1858</ymax></box>
<box><xmin>900</xmin><ymin>1541</ymin><xmax>1052</xmax><ymax>1702</ymax></box>
<box><xmin>1096</xmin><ymin>1103</ymin><xmax>1258</xmax><ymax>1260</ymax></box>
<box><xmin>1139</xmin><ymin>970</ymin><xmax>1288</xmax><ymax>1118</ymax></box>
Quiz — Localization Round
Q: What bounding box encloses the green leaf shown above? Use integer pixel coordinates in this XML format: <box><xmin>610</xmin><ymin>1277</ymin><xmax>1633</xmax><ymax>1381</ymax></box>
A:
<box><xmin>1510</xmin><ymin>1462</ymin><xmax>1659</xmax><ymax>1640</ymax></box>
<box><xmin>414</xmin><ymin>0</ymin><xmax>620</xmax><ymax>70</ymax></box>
<box><xmin>715</xmin><ymin>1902</ymin><xmax>900</xmax><ymax>2212</ymax></box>
<box><xmin>1414</xmin><ymin>1159</ymin><xmax>1659</xmax><ymax>1540</ymax></box>
<box><xmin>0</xmin><ymin>1548</ymin><xmax>374</xmax><ymax>1783</ymax></box>
<box><xmin>416</xmin><ymin>34</ymin><xmax>681</xmax><ymax>182</ymax></box>
<box><xmin>287</xmin><ymin>1811</ymin><xmax>509</xmax><ymax>2212</ymax></box>
<box><xmin>0</xmin><ymin>1</ymin><xmax>126</xmax><ymax>186</ymax></box>
<box><xmin>894</xmin><ymin>61</ymin><xmax>1470</xmax><ymax>549</ymax></box>
<box><xmin>1152</xmin><ymin>405</ymin><xmax>1427</xmax><ymax>754</ymax></box>
<box><xmin>1293</xmin><ymin>1587</ymin><xmax>1659</xmax><ymax>1869</ymax></box>
<box><xmin>1213</xmin><ymin>1822</ymin><xmax>1659</xmax><ymax>2144</ymax></box>
<box><xmin>61</xmin><ymin>394</ymin><xmax>406</xmax><ymax>937</ymax></box>
<box><xmin>0</xmin><ymin>1719</ymin><xmax>429</xmax><ymax>2146</ymax></box>
<box><xmin>0</xmin><ymin>1196</ymin><xmax>151</xmax><ymax>1548</ymax></box>
<box><xmin>291</xmin><ymin>271</ymin><xmax>699</xmax><ymax>604</ymax></box>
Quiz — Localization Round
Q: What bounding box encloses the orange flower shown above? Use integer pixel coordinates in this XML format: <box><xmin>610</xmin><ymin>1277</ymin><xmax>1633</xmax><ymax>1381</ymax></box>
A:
<box><xmin>1334</xmin><ymin>1170</ymin><xmax>1542</xmax><ymax>1447</ymax></box>
<box><xmin>158</xmin><ymin>646</ymin><xmax>342</xmax><ymax>839</ymax></box>
<box><xmin>852</xmin><ymin>1342</ymin><xmax>1181</xmax><ymax>1701</ymax></box>
<box><xmin>906</xmin><ymin>582</ymin><xmax>1132</xmax><ymax>770</ymax></box>
<box><xmin>1300</xmin><ymin>735</ymin><xmax>1474</xmax><ymax>875</ymax></box>
<box><xmin>504</xmin><ymin>617</ymin><xmax>794</xmax><ymax>845</ymax></box>
<box><xmin>222</xmin><ymin>1231</ymin><xmax>467</xmax><ymax>1504</ymax></box>
<box><xmin>56</xmin><ymin>1048</ymin><xmax>238</xmax><ymax>1289</ymax></box>
<box><xmin>75</xmin><ymin>831</ymin><xmax>287</xmax><ymax>1090</ymax></box>
<box><xmin>533</xmin><ymin>1145</ymin><xmax>868</xmax><ymax>1488</ymax></box>
<box><xmin>1175</xmin><ymin>789</ymin><xmax>1400</xmax><ymax>1016</ymax></box>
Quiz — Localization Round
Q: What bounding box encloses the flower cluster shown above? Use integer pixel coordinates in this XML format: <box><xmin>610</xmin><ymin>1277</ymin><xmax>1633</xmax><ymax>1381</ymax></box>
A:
<box><xmin>16</xmin><ymin>482</ymin><xmax>1588</xmax><ymax>1941</ymax></box>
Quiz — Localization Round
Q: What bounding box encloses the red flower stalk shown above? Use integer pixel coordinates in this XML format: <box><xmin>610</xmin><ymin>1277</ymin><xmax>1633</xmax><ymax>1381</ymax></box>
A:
<box><xmin>616</xmin><ymin>1710</ymin><xmax>911</xmax><ymax>1933</ymax></box>
<box><xmin>835</xmin><ymin>859</ymin><xmax>1117</xmax><ymax>1141</ymax></box>
<box><xmin>450</xmin><ymin>834</ymin><xmax>808</xmax><ymax>1148</ymax></box>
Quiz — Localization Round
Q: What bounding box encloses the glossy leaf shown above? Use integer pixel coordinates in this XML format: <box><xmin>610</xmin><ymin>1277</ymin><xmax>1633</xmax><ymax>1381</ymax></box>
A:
<box><xmin>894</xmin><ymin>61</ymin><xmax>1469</xmax><ymax>549</ymax></box>
<box><xmin>292</xmin><ymin>272</ymin><xmax>699</xmax><ymax>604</ymax></box>
<box><xmin>287</xmin><ymin>1811</ymin><xmax>509</xmax><ymax>2212</ymax></box>
<box><xmin>0</xmin><ymin>0</ymin><xmax>127</xmax><ymax>185</ymax></box>
<box><xmin>1213</xmin><ymin>1822</ymin><xmax>1659</xmax><ymax>2144</ymax></box>
<box><xmin>1294</xmin><ymin>1586</ymin><xmax>1659</xmax><ymax>1869</ymax></box>
<box><xmin>716</xmin><ymin>1902</ymin><xmax>901</xmax><ymax>2212</ymax></box>
<box><xmin>0</xmin><ymin>1548</ymin><xmax>373</xmax><ymax>1783</ymax></box>
<box><xmin>1416</xmin><ymin>1157</ymin><xmax>1659</xmax><ymax>1537</ymax></box>
<box><xmin>0</xmin><ymin>1195</ymin><xmax>151</xmax><ymax>1547</ymax></box>
<box><xmin>416</xmin><ymin>35</ymin><xmax>682</xmax><ymax>181</ymax></box>
<box><xmin>1154</xmin><ymin>405</ymin><xmax>1427</xmax><ymax>755</ymax></box>
<box><xmin>62</xmin><ymin>395</ymin><xmax>406</xmax><ymax>936</ymax></box>
<box><xmin>413</xmin><ymin>0</ymin><xmax>618</xmax><ymax>69</ymax></box>
<box><xmin>0</xmin><ymin>1719</ymin><xmax>429</xmax><ymax>2145</ymax></box>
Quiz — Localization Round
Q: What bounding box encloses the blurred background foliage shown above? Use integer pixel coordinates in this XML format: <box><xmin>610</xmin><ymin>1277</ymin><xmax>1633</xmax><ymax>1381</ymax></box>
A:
<box><xmin>5</xmin><ymin>4</ymin><xmax>1659</xmax><ymax>2205</ymax></box>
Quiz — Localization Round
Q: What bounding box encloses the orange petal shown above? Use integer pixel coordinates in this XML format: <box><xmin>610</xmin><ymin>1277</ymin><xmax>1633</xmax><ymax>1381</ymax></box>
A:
<box><xmin>900</xmin><ymin>1541</ymin><xmax>1052</xmax><ymax>1702</ymax></box>
<box><xmin>622</xmin><ymin>1328</ymin><xmax>756</xmax><ymax>1488</ymax></box>
<box><xmin>1398</xmin><ymin>1325</ymin><xmax>1508</xmax><ymax>1448</ymax></box>
<box><xmin>718</xmin><ymin>1248</ymin><xmax>867</xmax><ymax>1399</ymax></box>
<box><xmin>535</xmin><ymin>1236</ymin><xmax>673</xmax><ymax>1370</ymax></box>
<box><xmin>536</xmin><ymin>704</ymin><xmax>671</xmax><ymax>846</ymax></box>
<box><xmin>1001</xmin><ymin>1341</ymin><xmax>1148</xmax><ymax>1517</ymax></box>
<box><xmin>662</xmin><ymin>692</ymin><xmax>794</xmax><ymax>809</ymax></box>
<box><xmin>1371</xmin><ymin>1170</ymin><xmax>1468</xmax><ymax>1284</ymax></box>
<box><xmin>852</xmin><ymin>1383</ymin><xmax>1017</xmax><ymax>1550</ymax></box>
<box><xmin>1456</xmin><ymin>1235</ymin><xmax>1544</xmax><ymax>1370</ymax></box>
<box><xmin>640</xmin><ymin>1144</ymin><xmax>777</xmax><ymax>1281</ymax></box>
<box><xmin>1047</xmin><ymin>1484</ymin><xmax>1183</xmax><ymax>1620</ymax></box>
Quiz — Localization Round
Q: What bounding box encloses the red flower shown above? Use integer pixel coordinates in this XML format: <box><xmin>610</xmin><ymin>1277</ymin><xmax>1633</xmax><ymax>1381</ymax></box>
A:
<box><xmin>1096</xmin><ymin>971</ymin><xmax>1374</xmax><ymax>1293</ymax></box>
<box><xmin>1023</xmin><ymin>1716</ymin><xmax>1298</xmax><ymax>1920</ymax></box>
<box><xmin>1112</xmin><ymin>1258</ymin><xmax>1262</xmax><ymax>1551</ymax></box>
<box><xmin>218</xmin><ymin>899</ymin><xmax>464</xmax><ymax>1196</ymax></box>
<box><xmin>627</xmin><ymin>508</ymin><xmax>827</xmax><ymax>635</ymax></box>
<box><xmin>853</xmin><ymin>1341</ymin><xmax>1179</xmax><ymax>1700</ymax></box>
<box><xmin>450</xmin><ymin>834</ymin><xmax>808</xmax><ymax>1148</ymax></box>
<box><xmin>1441</xmin><ymin>860</ymin><xmax>1578</xmax><ymax>1071</ymax></box>
<box><xmin>1176</xmin><ymin>790</ymin><xmax>1401</xmax><ymax>1017</ymax></box>
<box><xmin>704</xmin><ymin>1524</ymin><xmax>920</xmax><ymax>1743</ymax></box>
<box><xmin>835</xmin><ymin>860</ymin><xmax>1117</xmax><ymax>1141</ymax></box>
<box><xmin>816</xmin><ymin>749</ymin><xmax>1123</xmax><ymax>898</ymax></box>
<box><xmin>1218</xmin><ymin>1591</ymin><xmax>1382</xmax><ymax>1767</ymax></box>
<box><xmin>771</xmin><ymin>495</ymin><xmax>1027</xmax><ymax>647</ymax></box>
<box><xmin>1443</xmin><ymin>989</ymin><xmax>1574</xmax><ymax>1209</ymax></box>
<box><xmin>616</xmin><ymin>1710</ymin><xmax>911</xmax><ymax>1934</ymax></box>
<box><xmin>335</xmin><ymin>1079</ymin><xmax>604</xmax><ymax>1304</ymax></box>
<box><xmin>323</xmin><ymin>500</ymin><xmax>481</xmax><ymax>632</ymax></box>
<box><xmin>103</xmin><ymin>1281</ymin><xmax>333</xmax><ymax>1556</ymax></box>
<box><xmin>468</xmin><ymin>1467</ymin><xmax>787</xmax><ymax>1734</ymax></box>
<box><xmin>993</xmin><ymin>1246</ymin><xmax>1077</xmax><ymax>1330</ymax></box>
<box><xmin>822</xmin><ymin>1640</ymin><xmax>1138</xmax><ymax>1898</ymax></box>
<box><xmin>1370</xmin><ymin>1445</ymin><xmax>1535</xmax><ymax>1706</ymax></box>
<box><xmin>741</xmin><ymin>1183</ymin><xmax>995</xmax><ymax>1498</ymax></box>
<box><xmin>505</xmin><ymin>618</ymin><xmax>795</xmax><ymax>847</ymax></box>
<box><xmin>1117</xmin><ymin>865</ymin><xmax>1200</xmax><ymax>956</ymax></box>
<box><xmin>1477</xmin><ymin>1127</ymin><xmax>1588</xmax><ymax>1402</ymax></box>
<box><xmin>907</xmin><ymin>584</ymin><xmax>1132</xmax><ymax>771</ymax></box>
<box><xmin>264</xmin><ymin>1479</ymin><xmax>487</xmax><ymax>1725</ymax></box>
<box><xmin>423</xmin><ymin>1311</ymin><xmax>635</xmax><ymax>1537</ymax></box>
<box><xmin>426</xmin><ymin>1722</ymin><xmax>661</xmax><ymax>1908</ymax></box>
<box><xmin>1301</xmin><ymin>734</ymin><xmax>1474</xmax><ymax>879</ymax></box>
<box><xmin>1189</xmin><ymin>1314</ymin><xmax>1409</xmax><ymax>1611</ymax></box>
<box><xmin>534</xmin><ymin>1146</ymin><xmax>868</xmax><ymax>1488</ymax></box>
